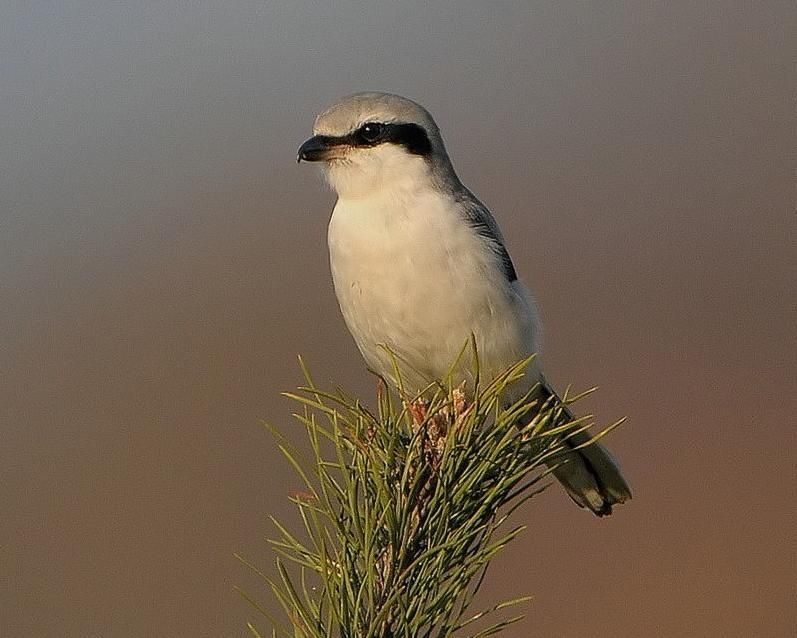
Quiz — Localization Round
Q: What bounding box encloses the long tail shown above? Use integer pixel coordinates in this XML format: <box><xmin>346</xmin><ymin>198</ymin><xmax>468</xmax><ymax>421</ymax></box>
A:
<box><xmin>538</xmin><ymin>378</ymin><xmax>632</xmax><ymax>517</ymax></box>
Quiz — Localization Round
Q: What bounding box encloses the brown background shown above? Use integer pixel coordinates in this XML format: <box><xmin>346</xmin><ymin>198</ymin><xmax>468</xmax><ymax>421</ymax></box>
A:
<box><xmin>1</xmin><ymin>2</ymin><xmax>794</xmax><ymax>637</ymax></box>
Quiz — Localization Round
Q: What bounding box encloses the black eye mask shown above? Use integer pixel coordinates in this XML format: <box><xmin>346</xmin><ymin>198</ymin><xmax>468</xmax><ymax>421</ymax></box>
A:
<box><xmin>350</xmin><ymin>122</ymin><xmax>432</xmax><ymax>156</ymax></box>
<box><xmin>298</xmin><ymin>122</ymin><xmax>432</xmax><ymax>162</ymax></box>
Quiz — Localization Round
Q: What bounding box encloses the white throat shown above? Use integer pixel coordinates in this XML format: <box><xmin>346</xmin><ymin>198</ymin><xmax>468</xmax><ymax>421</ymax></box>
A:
<box><xmin>323</xmin><ymin>145</ymin><xmax>435</xmax><ymax>199</ymax></box>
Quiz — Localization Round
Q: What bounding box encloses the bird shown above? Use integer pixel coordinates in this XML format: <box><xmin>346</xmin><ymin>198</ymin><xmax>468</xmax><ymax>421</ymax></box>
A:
<box><xmin>297</xmin><ymin>92</ymin><xmax>631</xmax><ymax>516</ymax></box>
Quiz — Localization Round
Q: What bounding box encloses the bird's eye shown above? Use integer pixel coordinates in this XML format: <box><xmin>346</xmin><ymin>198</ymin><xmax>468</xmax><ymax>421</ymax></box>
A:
<box><xmin>358</xmin><ymin>122</ymin><xmax>385</xmax><ymax>143</ymax></box>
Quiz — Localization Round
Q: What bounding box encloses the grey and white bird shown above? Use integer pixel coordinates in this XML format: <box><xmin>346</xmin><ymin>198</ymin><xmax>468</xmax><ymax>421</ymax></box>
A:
<box><xmin>298</xmin><ymin>92</ymin><xmax>631</xmax><ymax>516</ymax></box>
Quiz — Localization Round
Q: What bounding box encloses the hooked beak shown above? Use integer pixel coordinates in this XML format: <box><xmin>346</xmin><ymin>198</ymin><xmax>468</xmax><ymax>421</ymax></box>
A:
<box><xmin>297</xmin><ymin>135</ymin><xmax>338</xmax><ymax>163</ymax></box>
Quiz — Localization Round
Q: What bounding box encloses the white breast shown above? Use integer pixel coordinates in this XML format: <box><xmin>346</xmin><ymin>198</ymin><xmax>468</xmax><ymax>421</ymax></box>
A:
<box><xmin>327</xmin><ymin>185</ymin><xmax>541</xmax><ymax>395</ymax></box>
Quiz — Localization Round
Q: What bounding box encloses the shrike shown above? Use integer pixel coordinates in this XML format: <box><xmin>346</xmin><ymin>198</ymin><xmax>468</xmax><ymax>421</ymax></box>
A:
<box><xmin>298</xmin><ymin>92</ymin><xmax>631</xmax><ymax>516</ymax></box>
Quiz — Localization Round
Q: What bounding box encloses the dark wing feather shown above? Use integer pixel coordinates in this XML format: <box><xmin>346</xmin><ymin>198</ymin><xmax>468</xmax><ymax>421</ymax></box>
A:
<box><xmin>454</xmin><ymin>190</ymin><xmax>518</xmax><ymax>283</ymax></box>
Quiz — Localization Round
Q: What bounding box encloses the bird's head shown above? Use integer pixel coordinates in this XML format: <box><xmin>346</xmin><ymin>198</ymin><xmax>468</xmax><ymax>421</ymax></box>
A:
<box><xmin>297</xmin><ymin>92</ymin><xmax>454</xmax><ymax>198</ymax></box>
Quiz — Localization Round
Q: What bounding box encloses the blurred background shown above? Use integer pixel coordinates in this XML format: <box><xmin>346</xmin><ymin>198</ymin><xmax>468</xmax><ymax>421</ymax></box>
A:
<box><xmin>1</xmin><ymin>2</ymin><xmax>794</xmax><ymax>636</ymax></box>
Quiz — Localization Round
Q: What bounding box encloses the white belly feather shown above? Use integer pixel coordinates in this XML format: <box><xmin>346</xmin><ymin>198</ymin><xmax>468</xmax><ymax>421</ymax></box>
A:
<box><xmin>328</xmin><ymin>188</ymin><xmax>541</xmax><ymax>395</ymax></box>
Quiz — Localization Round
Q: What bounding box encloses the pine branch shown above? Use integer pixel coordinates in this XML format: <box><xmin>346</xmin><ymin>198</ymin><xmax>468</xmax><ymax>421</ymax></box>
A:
<box><xmin>240</xmin><ymin>354</ymin><xmax>621</xmax><ymax>637</ymax></box>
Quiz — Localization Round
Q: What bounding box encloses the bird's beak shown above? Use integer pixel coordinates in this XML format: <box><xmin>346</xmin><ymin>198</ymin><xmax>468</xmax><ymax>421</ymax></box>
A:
<box><xmin>297</xmin><ymin>135</ymin><xmax>337</xmax><ymax>163</ymax></box>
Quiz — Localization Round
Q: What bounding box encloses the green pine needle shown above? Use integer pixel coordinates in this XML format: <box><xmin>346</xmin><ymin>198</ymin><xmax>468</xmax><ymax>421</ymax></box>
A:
<box><xmin>240</xmin><ymin>353</ymin><xmax>621</xmax><ymax>637</ymax></box>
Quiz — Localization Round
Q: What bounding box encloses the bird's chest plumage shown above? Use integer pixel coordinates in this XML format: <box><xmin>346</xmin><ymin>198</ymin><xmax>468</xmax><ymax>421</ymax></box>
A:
<box><xmin>328</xmin><ymin>189</ymin><xmax>534</xmax><ymax>390</ymax></box>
